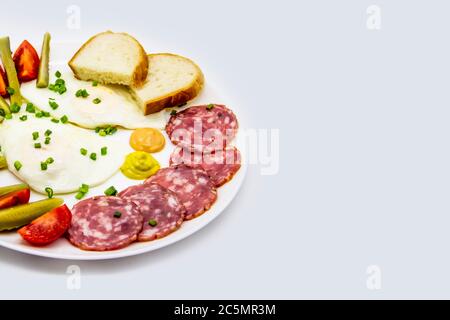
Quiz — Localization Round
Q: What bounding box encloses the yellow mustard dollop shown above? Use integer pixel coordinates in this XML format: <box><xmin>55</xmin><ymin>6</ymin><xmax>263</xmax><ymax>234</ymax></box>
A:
<box><xmin>120</xmin><ymin>151</ymin><xmax>160</xmax><ymax>180</ymax></box>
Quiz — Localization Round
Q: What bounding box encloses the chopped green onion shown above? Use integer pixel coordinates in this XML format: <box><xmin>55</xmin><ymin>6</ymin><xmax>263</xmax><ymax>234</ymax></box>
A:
<box><xmin>35</xmin><ymin>111</ymin><xmax>43</xmax><ymax>118</ymax></box>
<box><xmin>94</xmin><ymin>126</ymin><xmax>117</xmax><ymax>136</ymax></box>
<box><xmin>170</xmin><ymin>110</ymin><xmax>177</xmax><ymax>116</ymax></box>
<box><xmin>32</xmin><ymin>132</ymin><xmax>39</xmax><ymax>140</ymax></box>
<box><xmin>6</xmin><ymin>87</ymin><xmax>15</xmax><ymax>95</ymax></box>
<box><xmin>80</xmin><ymin>148</ymin><xmax>88</xmax><ymax>156</ymax></box>
<box><xmin>45</xmin><ymin>187</ymin><xmax>54</xmax><ymax>199</ymax></box>
<box><xmin>45</xmin><ymin>129</ymin><xmax>52</xmax><ymax>136</ymax></box>
<box><xmin>40</xmin><ymin>162</ymin><xmax>48</xmax><ymax>171</ymax></box>
<box><xmin>107</xmin><ymin>126</ymin><xmax>117</xmax><ymax>134</ymax></box>
<box><xmin>92</xmin><ymin>81</ymin><xmax>99</xmax><ymax>87</ymax></box>
<box><xmin>75</xmin><ymin>183</ymin><xmax>89</xmax><ymax>200</ymax></box>
<box><xmin>104</xmin><ymin>186</ymin><xmax>118</xmax><ymax>196</ymax></box>
<box><xmin>48</xmin><ymin>100</ymin><xmax>59</xmax><ymax>110</ymax></box>
<box><xmin>60</xmin><ymin>115</ymin><xmax>68</xmax><ymax>123</ymax></box>
<box><xmin>19</xmin><ymin>115</ymin><xmax>27</xmax><ymax>121</ymax></box>
<box><xmin>113</xmin><ymin>211</ymin><xmax>122</xmax><ymax>218</ymax></box>
<box><xmin>44</xmin><ymin>137</ymin><xmax>51</xmax><ymax>145</ymax></box>
<box><xmin>101</xmin><ymin>147</ymin><xmax>107</xmax><ymax>156</ymax></box>
<box><xmin>51</xmin><ymin>118</ymin><xmax>60</xmax><ymax>123</ymax></box>
<box><xmin>55</xmin><ymin>71</ymin><xmax>61</xmax><ymax>78</ymax></box>
<box><xmin>75</xmin><ymin>192</ymin><xmax>85</xmax><ymax>200</ymax></box>
<box><xmin>93</xmin><ymin>98</ymin><xmax>101</xmax><ymax>104</ymax></box>
<box><xmin>4</xmin><ymin>114</ymin><xmax>12</xmax><ymax>120</ymax></box>
<box><xmin>75</xmin><ymin>89</ymin><xmax>89</xmax><ymax>98</ymax></box>
<box><xmin>26</xmin><ymin>103</ymin><xmax>35</xmax><ymax>113</ymax></box>
<box><xmin>10</xmin><ymin>103</ymin><xmax>20</xmax><ymax>113</ymax></box>
<box><xmin>48</xmin><ymin>78</ymin><xmax>67</xmax><ymax>95</ymax></box>
<box><xmin>46</xmin><ymin>157</ymin><xmax>54</xmax><ymax>164</ymax></box>
<box><xmin>79</xmin><ymin>184</ymin><xmax>89</xmax><ymax>194</ymax></box>
<box><xmin>14</xmin><ymin>161</ymin><xmax>22</xmax><ymax>171</ymax></box>
<box><xmin>42</xmin><ymin>111</ymin><xmax>50</xmax><ymax>117</ymax></box>
<box><xmin>34</xmin><ymin>143</ymin><xmax>41</xmax><ymax>149</ymax></box>
<box><xmin>148</xmin><ymin>219</ymin><xmax>158</xmax><ymax>227</ymax></box>
<box><xmin>206</xmin><ymin>104</ymin><xmax>215</xmax><ymax>111</ymax></box>
<box><xmin>90</xmin><ymin>153</ymin><xmax>97</xmax><ymax>161</ymax></box>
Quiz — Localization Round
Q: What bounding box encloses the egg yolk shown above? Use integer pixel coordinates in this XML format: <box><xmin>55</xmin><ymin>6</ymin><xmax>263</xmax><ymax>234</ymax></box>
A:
<box><xmin>130</xmin><ymin>128</ymin><xmax>165</xmax><ymax>153</ymax></box>
<box><xmin>120</xmin><ymin>151</ymin><xmax>160</xmax><ymax>180</ymax></box>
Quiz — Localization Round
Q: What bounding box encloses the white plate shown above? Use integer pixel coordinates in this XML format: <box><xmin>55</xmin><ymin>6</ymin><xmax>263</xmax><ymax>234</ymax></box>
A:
<box><xmin>0</xmin><ymin>42</ymin><xmax>247</xmax><ymax>260</ymax></box>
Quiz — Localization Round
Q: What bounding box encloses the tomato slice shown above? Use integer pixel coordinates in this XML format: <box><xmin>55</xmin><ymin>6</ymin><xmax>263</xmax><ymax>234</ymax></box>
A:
<box><xmin>0</xmin><ymin>188</ymin><xmax>30</xmax><ymax>210</ymax></box>
<box><xmin>0</xmin><ymin>65</ymin><xmax>7</xmax><ymax>97</ymax></box>
<box><xmin>12</xmin><ymin>40</ymin><xmax>40</xmax><ymax>82</ymax></box>
<box><xmin>18</xmin><ymin>204</ymin><xmax>72</xmax><ymax>246</ymax></box>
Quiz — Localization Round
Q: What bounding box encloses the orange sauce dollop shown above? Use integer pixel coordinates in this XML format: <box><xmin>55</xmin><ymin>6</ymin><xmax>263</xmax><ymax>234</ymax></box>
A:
<box><xmin>130</xmin><ymin>128</ymin><xmax>165</xmax><ymax>153</ymax></box>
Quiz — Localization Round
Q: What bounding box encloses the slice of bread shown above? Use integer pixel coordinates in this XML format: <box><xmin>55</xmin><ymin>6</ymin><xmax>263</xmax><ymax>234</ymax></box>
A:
<box><xmin>130</xmin><ymin>53</ymin><xmax>204</xmax><ymax>115</ymax></box>
<box><xmin>69</xmin><ymin>31</ymin><xmax>148</xmax><ymax>87</ymax></box>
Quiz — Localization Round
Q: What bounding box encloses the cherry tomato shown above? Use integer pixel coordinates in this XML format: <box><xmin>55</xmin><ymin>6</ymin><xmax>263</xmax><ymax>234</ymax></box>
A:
<box><xmin>0</xmin><ymin>188</ymin><xmax>30</xmax><ymax>210</ymax></box>
<box><xmin>0</xmin><ymin>65</ymin><xmax>7</xmax><ymax>97</ymax></box>
<box><xmin>18</xmin><ymin>205</ymin><xmax>72</xmax><ymax>246</ymax></box>
<box><xmin>12</xmin><ymin>40</ymin><xmax>40</xmax><ymax>82</ymax></box>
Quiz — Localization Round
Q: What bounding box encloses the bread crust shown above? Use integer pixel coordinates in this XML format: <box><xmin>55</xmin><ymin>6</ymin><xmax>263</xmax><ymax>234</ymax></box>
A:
<box><xmin>68</xmin><ymin>31</ymin><xmax>148</xmax><ymax>87</ymax></box>
<box><xmin>129</xmin><ymin>35</ymin><xmax>149</xmax><ymax>87</ymax></box>
<box><xmin>139</xmin><ymin>53</ymin><xmax>204</xmax><ymax>115</ymax></box>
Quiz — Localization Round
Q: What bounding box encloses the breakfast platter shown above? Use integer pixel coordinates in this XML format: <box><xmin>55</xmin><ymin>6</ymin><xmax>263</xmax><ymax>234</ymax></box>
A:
<box><xmin>0</xmin><ymin>32</ymin><xmax>246</xmax><ymax>260</ymax></box>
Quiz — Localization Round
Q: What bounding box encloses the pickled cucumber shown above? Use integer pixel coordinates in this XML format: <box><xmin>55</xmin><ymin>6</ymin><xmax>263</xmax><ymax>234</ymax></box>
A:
<box><xmin>0</xmin><ymin>96</ymin><xmax>10</xmax><ymax>115</ymax></box>
<box><xmin>0</xmin><ymin>156</ymin><xmax>6</xmax><ymax>170</ymax></box>
<box><xmin>0</xmin><ymin>183</ymin><xmax>28</xmax><ymax>197</ymax></box>
<box><xmin>0</xmin><ymin>37</ymin><xmax>22</xmax><ymax>106</ymax></box>
<box><xmin>0</xmin><ymin>198</ymin><xmax>63</xmax><ymax>231</ymax></box>
<box><xmin>36</xmin><ymin>33</ymin><xmax>51</xmax><ymax>88</ymax></box>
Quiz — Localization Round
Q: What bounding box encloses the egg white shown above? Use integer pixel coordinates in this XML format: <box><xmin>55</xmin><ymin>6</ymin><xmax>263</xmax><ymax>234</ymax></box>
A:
<box><xmin>20</xmin><ymin>66</ymin><xmax>169</xmax><ymax>129</ymax></box>
<box><xmin>0</xmin><ymin>113</ymin><xmax>129</xmax><ymax>194</ymax></box>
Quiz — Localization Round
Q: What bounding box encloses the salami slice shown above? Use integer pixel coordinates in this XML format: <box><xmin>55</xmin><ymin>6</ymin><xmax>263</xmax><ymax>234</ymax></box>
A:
<box><xmin>145</xmin><ymin>164</ymin><xmax>217</xmax><ymax>220</ymax></box>
<box><xmin>118</xmin><ymin>183</ymin><xmax>185</xmax><ymax>241</ymax></box>
<box><xmin>68</xmin><ymin>196</ymin><xmax>143</xmax><ymax>251</ymax></box>
<box><xmin>170</xmin><ymin>146</ymin><xmax>242</xmax><ymax>187</ymax></box>
<box><xmin>166</xmin><ymin>104</ymin><xmax>238</xmax><ymax>152</ymax></box>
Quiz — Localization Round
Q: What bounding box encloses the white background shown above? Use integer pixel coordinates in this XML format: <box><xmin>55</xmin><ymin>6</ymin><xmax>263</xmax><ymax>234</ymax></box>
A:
<box><xmin>2</xmin><ymin>0</ymin><xmax>450</xmax><ymax>299</ymax></box>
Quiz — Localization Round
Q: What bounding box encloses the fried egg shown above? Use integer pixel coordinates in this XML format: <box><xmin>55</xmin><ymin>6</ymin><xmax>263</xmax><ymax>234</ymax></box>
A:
<box><xmin>0</xmin><ymin>113</ymin><xmax>129</xmax><ymax>194</ymax></box>
<box><xmin>20</xmin><ymin>66</ymin><xmax>169</xmax><ymax>129</ymax></box>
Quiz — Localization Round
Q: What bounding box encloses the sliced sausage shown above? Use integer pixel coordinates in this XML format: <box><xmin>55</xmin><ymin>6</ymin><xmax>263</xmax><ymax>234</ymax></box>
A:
<box><xmin>166</xmin><ymin>104</ymin><xmax>238</xmax><ymax>153</ymax></box>
<box><xmin>68</xmin><ymin>196</ymin><xmax>143</xmax><ymax>251</ymax></box>
<box><xmin>118</xmin><ymin>183</ymin><xmax>185</xmax><ymax>241</ymax></box>
<box><xmin>170</xmin><ymin>146</ymin><xmax>241</xmax><ymax>187</ymax></box>
<box><xmin>145</xmin><ymin>165</ymin><xmax>217</xmax><ymax>220</ymax></box>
